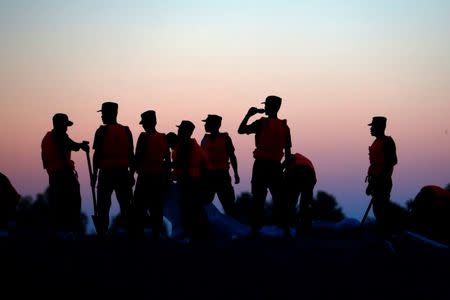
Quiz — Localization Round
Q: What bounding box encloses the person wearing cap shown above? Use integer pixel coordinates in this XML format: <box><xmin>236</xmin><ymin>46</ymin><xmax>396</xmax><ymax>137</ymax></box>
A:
<box><xmin>92</xmin><ymin>102</ymin><xmax>135</xmax><ymax>236</ymax></box>
<box><xmin>283</xmin><ymin>153</ymin><xmax>317</xmax><ymax>235</ymax></box>
<box><xmin>41</xmin><ymin>113</ymin><xmax>89</xmax><ymax>234</ymax></box>
<box><xmin>133</xmin><ymin>110</ymin><xmax>171</xmax><ymax>238</ymax></box>
<box><xmin>238</xmin><ymin>95</ymin><xmax>292</xmax><ymax>237</ymax></box>
<box><xmin>366</xmin><ymin>116</ymin><xmax>397</xmax><ymax>234</ymax></box>
<box><xmin>172</xmin><ymin>120</ymin><xmax>209</xmax><ymax>240</ymax></box>
<box><xmin>201</xmin><ymin>114</ymin><xmax>240</xmax><ymax>218</ymax></box>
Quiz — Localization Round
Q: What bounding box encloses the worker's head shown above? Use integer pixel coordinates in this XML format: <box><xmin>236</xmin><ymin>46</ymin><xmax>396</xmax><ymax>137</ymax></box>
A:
<box><xmin>139</xmin><ymin>110</ymin><xmax>157</xmax><ymax>131</ymax></box>
<box><xmin>52</xmin><ymin>113</ymin><xmax>73</xmax><ymax>133</ymax></box>
<box><xmin>262</xmin><ymin>95</ymin><xmax>282</xmax><ymax>116</ymax></box>
<box><xmin>97</xmin><ymin>102</ymin><xmax>118</xmax><ymax>124</ymax></box>
<box><xmin>202</xmin><ymin>114</ymin><xmax>222</xmax><ymax>133</ymax></box>
<box><xmin>176</xmin><ymin>120</ymin><xmax>195</xmax><ymax>139</ymax></box>
<box><xmin>368</xmin><ymin>116</ymin><xmax>387</xmax><ymax>137</ymax></box>
<box><xmin>166</xmin><ymin>132</ymin><xmax>179</xmax><ymax>150</ymax></box>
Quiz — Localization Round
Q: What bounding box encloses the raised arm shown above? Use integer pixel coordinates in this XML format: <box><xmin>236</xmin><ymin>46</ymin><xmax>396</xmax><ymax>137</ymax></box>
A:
<box><xmin>238</xmin><ymin>107</ymin><xmax>262</xmax><ymax>134</ymax></box>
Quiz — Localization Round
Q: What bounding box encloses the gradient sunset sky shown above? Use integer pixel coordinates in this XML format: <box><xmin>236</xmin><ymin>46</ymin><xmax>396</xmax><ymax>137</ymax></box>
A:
<box><xmin>1</xmin><ymin>0</ymin><xmax>449</xmax><ymax>220</ymax></box>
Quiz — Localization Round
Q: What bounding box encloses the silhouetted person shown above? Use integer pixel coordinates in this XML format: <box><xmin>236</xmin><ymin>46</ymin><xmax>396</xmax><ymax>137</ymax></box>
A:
<box><xmin>283</xmin><ymin>153</ymin><xmax>317</xmax><ymax>234</ymax></box>
<box><xmin>409</xmin><ymin>185</ymin><xmax>450</xmax><ymax>242</ymax></box>
<box><xmin>92</xmin><ymin>102</ymin><xmax>135</xmax><ymax>236</ymax></box>
<box><xmin>166</xmin><ymin>132</ymin><xmax>179</xmax><ymax>152</ymax></box>
<box><xmin>201</xmin><ymin>114</ymin><xmax>240</xmax><ymax>217</ymax></box>
<box><xmin>0</xmin><ymin>172</ymin><xmax>20</xmax><ymax>229</ymax></box>
<box><xmin>172</xmin><ymin>121</ymin><xmax>209</xmax><ymax>240</ymax></box>
<box><xmin>41</xmin><ymin>113</ymin><xmax>89</xmax><ymax>234</ymax></box>
<box><xmin>133</xmin><ymin>110</ymin><xmax>171</xmax><ymax>238</ymax></box>
<box><xmin>366</xmin><ymin>116</ymin><xmax>397</xmax><ymax>235</ymax></box>
<box><xmin>238</xmin><ymin>95</ymin><xmax>292</xmax><ymax>237</ymax></box>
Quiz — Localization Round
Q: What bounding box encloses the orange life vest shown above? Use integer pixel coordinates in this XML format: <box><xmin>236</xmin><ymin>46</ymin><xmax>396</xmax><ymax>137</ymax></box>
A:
<box><xmin>253</xmin><ymin>117</ymin><xmax>287</xmax><ymax>161</ymax></box>
<box><xmin>287</xmin><ymin>153</ymin><xmax>315</xmax><ymax>172</ymax></box>
<box><xmin>137</xmin><ymin>131</ymin><xmax>168</xmax><ymax>175</ymax></box>
<box><xmin>41</xmin><ymin>131</ymin><xmax>74</xmax><ymax>173</ymax></box>
<box><xmin>99</xmin><ymin>124</ymin><xmax>130</xmax><ymax>170</ymax></box>
<box><xmin>172</xmin><ymin>139</ymin><xmax>207</xmax><ymax>179</ymax></box>
<box><xmin>426</xmin><ymin>185</ymin><xmax>450</xmax><ymax>209</ymax></box>
<box><xmin>201</xmin><ymin>133</ymin><xmax>229</xmax><ymax>171</ymax></box>
<box><xmin>368</xmin><ymin>137</ymin><xmax>394</xmax><ymax>177</ymax></box>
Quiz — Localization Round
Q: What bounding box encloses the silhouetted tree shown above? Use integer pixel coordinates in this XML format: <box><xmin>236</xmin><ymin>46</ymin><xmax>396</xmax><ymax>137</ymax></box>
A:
<box><xmin>311</xmin><ymin>191</ymin><xmax>345</xmax><ymax>222</ymax></box>
<box><xmin>235</xmin><ymin>192</ymin><xmax>274</xmax><ymax>225</ymax></box>
<box><xmin>16</xmin><ymin>188</ymin><xmax>51</xmax><ymax>231</ymax></box>
<box><xmin>405</xmin><ymin>198</ymin><xmax>414</xmax><ymax>213</ymax></box>
<box><xmin>15</xmin><ymin>187</ymin><xmax>88</xmax><ymax>235</ymax></box>
<box><xmin>445</xmin><ymin>183</ymin><xmax>450</xmax><ymax>192</ymax></box>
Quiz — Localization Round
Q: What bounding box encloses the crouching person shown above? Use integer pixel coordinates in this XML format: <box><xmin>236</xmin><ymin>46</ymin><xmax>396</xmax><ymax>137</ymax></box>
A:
<box><xmin>284</xmin><ymin>153</ymin><xmax>317</xmax><ymax>235</ymax></box>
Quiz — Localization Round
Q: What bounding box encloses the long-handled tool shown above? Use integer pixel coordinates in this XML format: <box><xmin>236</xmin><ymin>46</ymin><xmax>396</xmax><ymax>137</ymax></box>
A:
<box><xmin>360</xmin><ymin>198</ymin><xmax>373</xmax><ymax>229</ymax></box>
<box><xmin>86</xmin><ymin>149</ymin><xmax>101</xmax><ymax>234</ymax></box>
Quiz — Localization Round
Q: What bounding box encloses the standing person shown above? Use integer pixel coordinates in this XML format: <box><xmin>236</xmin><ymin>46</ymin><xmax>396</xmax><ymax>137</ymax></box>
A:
<box><xmin>172</xmin><ymin>121</ymin><xmax>209</xmax><ymax>241</ymax></box>
<box><xmin>41</xmin><ymin>113</ymin><xmax>89</xmax><ymax>235</ymax></box>
<box><xmin>238</xmin><ymin>95</ymin><xmax>292</xmax><ymax>237</ymax></box>
<box><xmin>283</xmin><ymin>153</ymin><xmax>317</xmax><ymax>235</ymax></box>
<box><xmin>134</xmin><ymin>110</ymin><xmax>171</xmax><ymax>238</ymax></box>
<box><xmin>366</xmin><ymin>116</ymin><xmax>397</xmax><ymax>234</ymax></box>
<box><xmin>201</xmin><ymin>114</ymin><xmax>240</xmax><ymax>217</ymax></box>
<box><xmin>92</xmin><ymin>102</ymin><xmax>135</xmax><ymax>237</ymax></box>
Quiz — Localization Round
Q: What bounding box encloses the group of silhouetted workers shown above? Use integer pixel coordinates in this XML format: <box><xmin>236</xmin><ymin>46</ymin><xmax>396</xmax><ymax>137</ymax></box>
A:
<box><xmin>35</xmin><ymin>95</ymin><xmax>398</xmax><ymax>240</ymax></box>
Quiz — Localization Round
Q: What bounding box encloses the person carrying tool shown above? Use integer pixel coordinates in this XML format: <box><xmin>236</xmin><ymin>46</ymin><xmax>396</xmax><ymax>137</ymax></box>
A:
<box><xmin>283</xmin><ymin>153</ymin><xmax>317</xmax><ymax>235</ymax></box>
<box><xmin>238</xmin><ymin>95</ymin><xmax>292</xmax><ymax>238</ymax></box>
<box><xmin>365</xmin><ymin>116</ymin><xmax>397</xmax><ymax>234</ymax></box>
<box><xmin>41</xmin><ymin>113</ymin><xmax>89</xmax><ymax>235</ymax></box>
<box><xmin>133</xmin><ymin>110</ymin><xmax>171</xmax><ymax>238</ymax></box>
<box><xmin>201</xmin><ymin>114</ymin><xmax>240</xmax><ymax>218</ymax></box>
<box><xmin>92</xmin><ymin>102</ymin><xmax>135</xmax><ymax>237</ymax></box>
<box><xmin>172</xmin><ymin>121</ymin><xmax>209</xmax><ymax>241</ymax></box>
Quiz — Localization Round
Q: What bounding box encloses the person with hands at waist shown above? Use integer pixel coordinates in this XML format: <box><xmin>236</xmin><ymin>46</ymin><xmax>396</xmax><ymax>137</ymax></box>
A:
<box><xmin>92</xmin><ymin>102</ymin><xmax>135</xmax><ymax>237</ymax></box>
<box><xmin>201</xmin><ymin>114</ymin><xmax>240</xmax><ymax>218</ymax></box>
<box><xmin>366</xmin><ymin>116</ymin><xmax>397</xmax><ymax>235</ymax></box>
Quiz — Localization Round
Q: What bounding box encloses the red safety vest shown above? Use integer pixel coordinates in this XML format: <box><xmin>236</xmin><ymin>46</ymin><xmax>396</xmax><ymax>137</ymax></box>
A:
<box><xmin>99</xmin><ymin>124</ymin><xmax>130</xmax><ymax>169</ymax></box>
<box><xmin>426</xmin><ymin>185</ymin><xmax>450</xmax><ymax>210</ymax></box>
<box><xmin>172</xmin><ymin>139</ymin><xmax>208</xmax><ymax>179</ymax></box>
<box><xmin>253</xmin><ymin>117</ymin><xmax>288</xmax><ymax>161</ymax></box>
<box><xmin>368</xmin><ymin>136</ymin><xmax>394</xmax><ymax>177</ymax></box>
<box><xmin>41</xmin><ymin>131</ymin><xmax>74</xmax><ymax>173</ymax></box>
<box><xmin>287</xmin><ymin>153</ymin><xmax>315</xmax><ymax>172</ymax></box>
<box><xmin>137</xmin><ymin>131</ymin><xmax>168</xmax><ymax>175</ymax></box>
<box><xmin>201</xmin><ymin>133</ymin><xmax>229</xmax><ymax>171</ymax></box>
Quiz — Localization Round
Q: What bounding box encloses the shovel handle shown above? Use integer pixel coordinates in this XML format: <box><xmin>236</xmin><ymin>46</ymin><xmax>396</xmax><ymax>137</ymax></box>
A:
<box><xmin>360</xmin><ymin>198</ymin><xmax>373</xmax><ymax>228</ymax></box>
<box><xmin>85</xmin><ymin>150</ymin><xmax>98</xmax><ymax>216</ymax></box>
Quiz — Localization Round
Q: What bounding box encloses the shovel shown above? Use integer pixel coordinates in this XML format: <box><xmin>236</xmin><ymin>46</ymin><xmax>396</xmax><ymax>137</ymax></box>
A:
<box><xmin>360</xmin><ymin>198</ymin><xmax>373</xmax><ymax>229</ymax></box>
<box><xmin>85</xmin><ymin>149</ymin><xmax>101</xmax><ymax>234</ymax></box>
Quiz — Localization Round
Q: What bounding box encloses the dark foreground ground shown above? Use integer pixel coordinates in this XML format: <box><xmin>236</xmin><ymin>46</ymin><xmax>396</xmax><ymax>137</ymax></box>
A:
<box><xmin>1</xmin><ymin>231</ymin><xmax>449</xmax><ymax>300</ymax></box>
